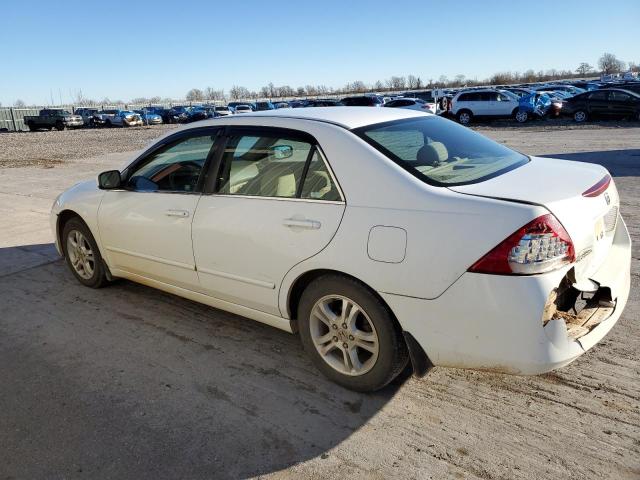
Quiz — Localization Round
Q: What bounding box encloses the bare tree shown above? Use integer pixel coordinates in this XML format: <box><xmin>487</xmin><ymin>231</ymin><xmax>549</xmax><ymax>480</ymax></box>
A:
<box><xmin>186</xmin><ymin>88</ymin><xmax>204</xmax><ymax>102</ymax></box>
<box><xmin>229</xmin><ymin>85</ymin><xmax>250</xmax><ymax>99</ymax></box>
<box><xmin>387</xmin><ymin>76</ymin><xmax>406</xmax><ymax>89</ymax></box>
<box><xmin>629</xmin><ymin>62</ymin><xmax>639</xmax><ymax>73</ymax></box>
<box><xmin>407</xmin><ymin>75</ymin><xmax>418</xmax><ymax>89</ymax></box>
<box><xmin>203</xmin><ymin>87</ymin><xmax>225</xmax><ymax>102</ymax></box>
<box><xmin>14</xmin><ymin>99</ymin><xmax>26</xmax><ymax>108</ymax></box>
<box><xmin>454</xmin><ymin>74</ymin><xmax>466</xmax><ymax>86</ymax></box>
<box><xmin>598</xmin><ymin>53</ymin><xmax>625</xmax><ymax>74</ymax></box>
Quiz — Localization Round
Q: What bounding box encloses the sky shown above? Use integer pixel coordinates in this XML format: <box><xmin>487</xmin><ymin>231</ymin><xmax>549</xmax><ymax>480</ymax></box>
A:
<box><xmin>1</xmin><ymin>0</ymin><xmax>638</xmax><ymax>105</ymax></box>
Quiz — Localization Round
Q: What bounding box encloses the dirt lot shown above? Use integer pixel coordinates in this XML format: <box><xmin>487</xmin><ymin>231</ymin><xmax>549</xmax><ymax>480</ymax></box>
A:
<box><xmin>0</xmin><ymin>123</ymin><xmax>638</xmax><ymax>479</ymax></box>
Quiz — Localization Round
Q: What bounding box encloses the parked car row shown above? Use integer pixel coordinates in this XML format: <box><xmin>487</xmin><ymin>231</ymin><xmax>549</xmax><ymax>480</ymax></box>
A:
<box><xmin>24</xmin><ymin>78</ymin><xmax>640</xmax><ymax>132</ymax></box>
<box><xmin>445</xmin><ymin>80</ymin><xmax>640</xmax><ymax>125</ymax></box>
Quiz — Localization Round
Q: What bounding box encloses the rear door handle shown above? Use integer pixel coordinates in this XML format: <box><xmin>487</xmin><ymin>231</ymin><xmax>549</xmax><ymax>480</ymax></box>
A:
<box><xmin>165</xmin><ymin>209</ymin><xmax>190</xmax><ymax>218</ymax></box>
<box><xmin>283</xmin><ymin>218</ymin><xmax>321</xmax><ymax>229</ymax></box>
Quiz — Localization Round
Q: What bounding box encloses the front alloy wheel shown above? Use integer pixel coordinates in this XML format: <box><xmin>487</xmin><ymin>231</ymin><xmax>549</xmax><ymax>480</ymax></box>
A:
<box><xmin>66</xmin><ymin>230</ymin><xmax>95</xmax><ymax>280</ymax></box>
<box><xmin>309</xmin><ymin>295</ymin><xmax>379</xmax><ymax>376</ymax></box>
<box><xmin>574</xmin><ymin>110</ymin><xmax>587</xmax><ymax>122</ymax></box>
<box><xmin>62</xmin><ymin>217</ymin><xmax>109</xmax><ymax>288</ymax></box>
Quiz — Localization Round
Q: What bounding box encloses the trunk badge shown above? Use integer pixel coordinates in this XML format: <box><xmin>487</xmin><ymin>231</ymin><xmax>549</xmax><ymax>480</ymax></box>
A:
<box><xmin>604</xmin><ymin>192</ymin><xmax>610</xmax><ymax>205</ymax></box>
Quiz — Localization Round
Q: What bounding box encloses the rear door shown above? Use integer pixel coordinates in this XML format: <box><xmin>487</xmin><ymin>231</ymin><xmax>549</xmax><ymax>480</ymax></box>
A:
<box><xmin>491</xmin><ymin>92</ymin><xmax>516</xmax><ymax>116</ymax></box>
<box><xmin>192</xmin><ymin>127</ymin><xmax>346</xmax><ymax>316</ymax></box>
<box><xmin>608</xmin><ymin>90</ymin><xmax>634</xmax><ymax>117</ymax></box>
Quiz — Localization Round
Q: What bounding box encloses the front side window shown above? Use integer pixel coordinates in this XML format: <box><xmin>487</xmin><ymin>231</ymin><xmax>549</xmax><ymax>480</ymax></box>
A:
<box><xmin>354</xmin><ymin>116</ymin><xmax>528</xmax><ymax>186</ymax></box>
<box><xmin>126</xmin><ymin>132</ymin><xmax>217</xmax><ymax>192</ymax></box>
<box><xmin>217</xmin><ymin>132</ymin><xmax>340</xmax><ymax>200</ymax></box>
<box><xmin>589</xmin><ymin>91</ymin><xmax>607</xmax><ymax>101</ymax></box>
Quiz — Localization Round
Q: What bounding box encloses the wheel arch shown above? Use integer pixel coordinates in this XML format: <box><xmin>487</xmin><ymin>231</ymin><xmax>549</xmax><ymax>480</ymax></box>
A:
<box><xmin>57</xmin><ymin>209</ymin><xmax>84</xmax><ymax>253</ymax></box>
<box><xmin>286</xmin><ymin>268</ymin><xmax>433</xmax><ymax>377</ymax></box>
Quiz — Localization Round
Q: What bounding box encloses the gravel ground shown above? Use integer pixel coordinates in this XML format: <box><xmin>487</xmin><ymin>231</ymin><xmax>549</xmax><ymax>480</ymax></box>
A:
<box><xmin>0</xmin><ymin>122</ymin><xmax>638</xmax><ymax>479</ymax></box>
<box><xmin>0</xmin><ymin>125</ymin><xmax>177</xmax><ymax>168</ymax></box>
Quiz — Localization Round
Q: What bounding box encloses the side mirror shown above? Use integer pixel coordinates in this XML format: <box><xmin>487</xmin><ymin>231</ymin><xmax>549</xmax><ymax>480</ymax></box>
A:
<box><xmin>98</xmin><ymin>170</ymin><xmax>122</xmax><ymax>190</ymax></box>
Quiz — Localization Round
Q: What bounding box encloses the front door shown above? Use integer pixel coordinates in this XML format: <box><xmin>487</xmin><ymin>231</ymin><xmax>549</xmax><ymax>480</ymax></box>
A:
<box><xmin>587</xmin><ymin>90</ymin><xmax>610</xmax><ymax>117</ymax></box>
<box><xmin>192</xmin><ymin>127</ymin><xmax>346</xmax><ymax>316</ymax></box>
<box><xmin>98</xmin><ymin>128</ymin><xmax>219</xmax><ymax>290</ymax></box>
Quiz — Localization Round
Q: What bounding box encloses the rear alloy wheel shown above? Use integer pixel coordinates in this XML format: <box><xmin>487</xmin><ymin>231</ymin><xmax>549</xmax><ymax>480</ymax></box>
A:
<box><xmin>515</xmin><ymin>110</ymin><xmax>529</xmax><ymax>123</ymax></box>
<box><xmin>298</xmin><ymin>274</ymin><xmax>408</xmax><ymax>392</ymax></box>
<box><xmin>457</xmin><ymin>110</ymin><xmax>472</xmax><ymax>126</ymax></box>
<box><xmin>574</xmin><ymin>110</ymin><xmax>587</xmax><ymax>123</ymax></box>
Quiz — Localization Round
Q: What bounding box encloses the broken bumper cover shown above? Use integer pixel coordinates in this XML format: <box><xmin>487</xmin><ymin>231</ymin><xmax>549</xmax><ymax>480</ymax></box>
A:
<box><xmin>382</xmin><ymin>215</ymin><xmax>631</xmax><ymax>375</ymax></box>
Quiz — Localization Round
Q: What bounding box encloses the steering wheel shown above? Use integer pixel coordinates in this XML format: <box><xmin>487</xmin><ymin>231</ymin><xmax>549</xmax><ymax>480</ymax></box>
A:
<box><xmin>168</xmin><ymin>161</ymin><xmax>201</xmax><ymax>191</ymax></box>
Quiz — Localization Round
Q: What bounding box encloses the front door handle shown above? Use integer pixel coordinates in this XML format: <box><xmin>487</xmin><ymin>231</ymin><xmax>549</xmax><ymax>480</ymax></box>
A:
<box><xmin>283</xmin><ymin>218</ymin><xmax>321</xmax><ymax>230</ymax></box>
<box><xmin>165</xmin><ymin>209</ymin><xmax>190</xmax><ymax>218</ymax></box>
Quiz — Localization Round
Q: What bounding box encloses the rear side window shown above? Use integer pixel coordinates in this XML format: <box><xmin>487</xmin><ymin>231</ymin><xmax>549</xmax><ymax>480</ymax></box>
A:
<box><xmin>217</xmin><ymin>132</ymin><xmax>341</xmax><ymax>200</ymax></box>
<box><xmin>609</xmin><ymin>91</ymin><xmax>632</xmax><ymax>101</ymax></box>
<box><xmin>354</xmin><ymin>116</ymin><xmax>528</xmax><ymax>186</ymax></box>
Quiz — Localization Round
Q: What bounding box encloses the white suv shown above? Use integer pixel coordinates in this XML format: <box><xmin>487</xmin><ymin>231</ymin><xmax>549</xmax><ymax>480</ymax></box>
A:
<box><xmin>451</xmin><ymin>89</ymin><xmax>520</xmax><ymax>125</ymax></box>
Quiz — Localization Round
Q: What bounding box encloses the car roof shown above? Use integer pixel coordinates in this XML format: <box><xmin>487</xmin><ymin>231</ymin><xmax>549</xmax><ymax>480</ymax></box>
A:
<box><xmin>200</xmin><ymin>106</ymin><xmax>427</xmax><ymax>129</ymax></box>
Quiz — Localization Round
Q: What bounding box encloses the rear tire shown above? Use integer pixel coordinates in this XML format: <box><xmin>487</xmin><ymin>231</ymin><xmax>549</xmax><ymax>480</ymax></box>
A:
<box><xmin>457</xmin><ymin>110</ymin><xmax>473</xmax><ymax>126</ymax></box>
<box><xmin>574</xmin><ymin>110</ymin><xmax>587</xmax><ymax>123</ymax></box>
<box><xmin>62</xmin><ymin>217</ymin><xmax>109</xmax><ymax>289</ymax></box>
<box><xmin>55</xmin><ymin>121</ymin><xmax>65</xmax><ymax>131</ymax></box>
<box><xmin>298</xmin><ymin>274</ymin><xmax>408</xmax><ymax>392</ymax></box>
<box><xmin>27</xmin><ymin>122</ymin><xmax>36</xmax><ymax>131</ymax></box>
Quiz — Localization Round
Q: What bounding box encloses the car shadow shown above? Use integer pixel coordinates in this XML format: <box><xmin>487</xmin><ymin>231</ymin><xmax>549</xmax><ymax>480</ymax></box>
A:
<box><xmin>539</xmin><ymin>149</ymin><xmax>640</xmax><ymax>177</ymax></box>
<box><xmin>0</xmin><ymin>243</ymin><xmax>405</xmax><ymax>479</ymax></box>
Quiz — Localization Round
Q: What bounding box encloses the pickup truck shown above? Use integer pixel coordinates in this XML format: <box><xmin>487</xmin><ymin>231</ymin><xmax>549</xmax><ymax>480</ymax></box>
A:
<box><xmin>24</xmin><ymin>109</ymin><xmax>84</xmax><ymax>131</ymax></box>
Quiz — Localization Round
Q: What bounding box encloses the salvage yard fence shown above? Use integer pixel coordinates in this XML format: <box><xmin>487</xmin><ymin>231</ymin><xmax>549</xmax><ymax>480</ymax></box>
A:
<box><xmin>0</xmin><ymin>102</ymin><xmax>207</xmax><ymax>132</ymax></box>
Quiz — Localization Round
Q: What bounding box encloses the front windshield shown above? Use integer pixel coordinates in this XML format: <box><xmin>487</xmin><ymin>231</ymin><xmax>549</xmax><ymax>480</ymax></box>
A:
<box><xmin>354</xmin><ymin>116</ymin><xmax>528</xmax><ymax>186</ymax></box>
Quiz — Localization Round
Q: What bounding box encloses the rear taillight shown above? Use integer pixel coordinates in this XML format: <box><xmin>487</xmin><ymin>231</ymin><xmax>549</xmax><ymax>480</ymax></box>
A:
<box><xmin>468</xmin><ymin>214</ymin><xmax>575</xmax><ymax>275</ymax></box>
<box><xmin>582</xmin><ymin>174</ymin><xmax>611</xmax><ymax>197</ymax></box>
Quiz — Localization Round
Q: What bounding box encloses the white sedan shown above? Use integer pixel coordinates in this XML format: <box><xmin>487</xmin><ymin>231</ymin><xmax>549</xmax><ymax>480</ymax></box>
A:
<box><xmin>51</xmin><ymin>107</ymin><xmax>631</xmax><ymax>392</ymax></box>
<box><xmin>384</xmin><ymin>97</ymin><xmax>438</xmax><ymax>114</ymax></box>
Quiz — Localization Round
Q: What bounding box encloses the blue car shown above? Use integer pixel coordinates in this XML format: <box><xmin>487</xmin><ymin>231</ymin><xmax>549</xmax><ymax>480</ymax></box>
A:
<box><xmin>515</xmin><ymin>92</ymin><xmax>552</xmax><ymax>123</ymax></box>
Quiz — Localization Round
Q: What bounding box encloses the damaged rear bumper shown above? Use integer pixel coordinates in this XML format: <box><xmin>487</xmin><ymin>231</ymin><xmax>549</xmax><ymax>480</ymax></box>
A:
<box><xmin>382</xmin><ymin>215</ymin><xmax>631</xmax><ymax>375</ymax></box>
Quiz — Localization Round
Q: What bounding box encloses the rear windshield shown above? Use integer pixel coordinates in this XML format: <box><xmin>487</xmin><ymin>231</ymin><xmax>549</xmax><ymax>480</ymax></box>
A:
<box><xmin>353</xmin><ymin>117</ymin><xmax>528</xmax><ymax>186</ymax></box>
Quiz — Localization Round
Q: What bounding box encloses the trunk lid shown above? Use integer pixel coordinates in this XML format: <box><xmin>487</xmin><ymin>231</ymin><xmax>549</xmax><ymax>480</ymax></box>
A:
<box><xmin>449</xmin><ymin>156</ymin><xmax>619</xmax><ymax>280</ymax></box>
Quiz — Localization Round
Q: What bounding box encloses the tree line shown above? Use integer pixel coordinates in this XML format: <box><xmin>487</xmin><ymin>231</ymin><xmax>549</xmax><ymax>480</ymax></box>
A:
<box><xmin>8</xmin><ymin>52</ymin><xmax>638</xmax><ymax>107</ymax></box>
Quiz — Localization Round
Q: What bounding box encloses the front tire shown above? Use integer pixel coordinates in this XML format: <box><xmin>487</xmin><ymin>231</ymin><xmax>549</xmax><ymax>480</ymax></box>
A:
<box><xmin>574</xmin><ymin>110</ymin><xmax>587</xmax><ymax>123</ymax></box>
<box><xmin>62</xmin><ymin>218</ymin><xmax>108</xmax><ymax>288</ymax></box>
<box><xmin>55</xmin><ymin>122</ymin><xmax>65</xmax><ymax>131</ymax></box>
<box><xmin>298</xmin><ymin>274</ymin><xmax>408</xmax><ymax>392</ymax></box>
<box><xmin>457</xmin><ymin>110</ymin><xmax>472</xmax><ymax>126</ymax></box>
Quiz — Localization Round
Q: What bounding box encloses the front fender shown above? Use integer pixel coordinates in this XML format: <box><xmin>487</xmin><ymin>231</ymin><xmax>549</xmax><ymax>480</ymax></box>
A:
<box><xmin>51</xmin><ymin>179</ymin><xmax>105</xmax><ymax>255</ymax></box>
